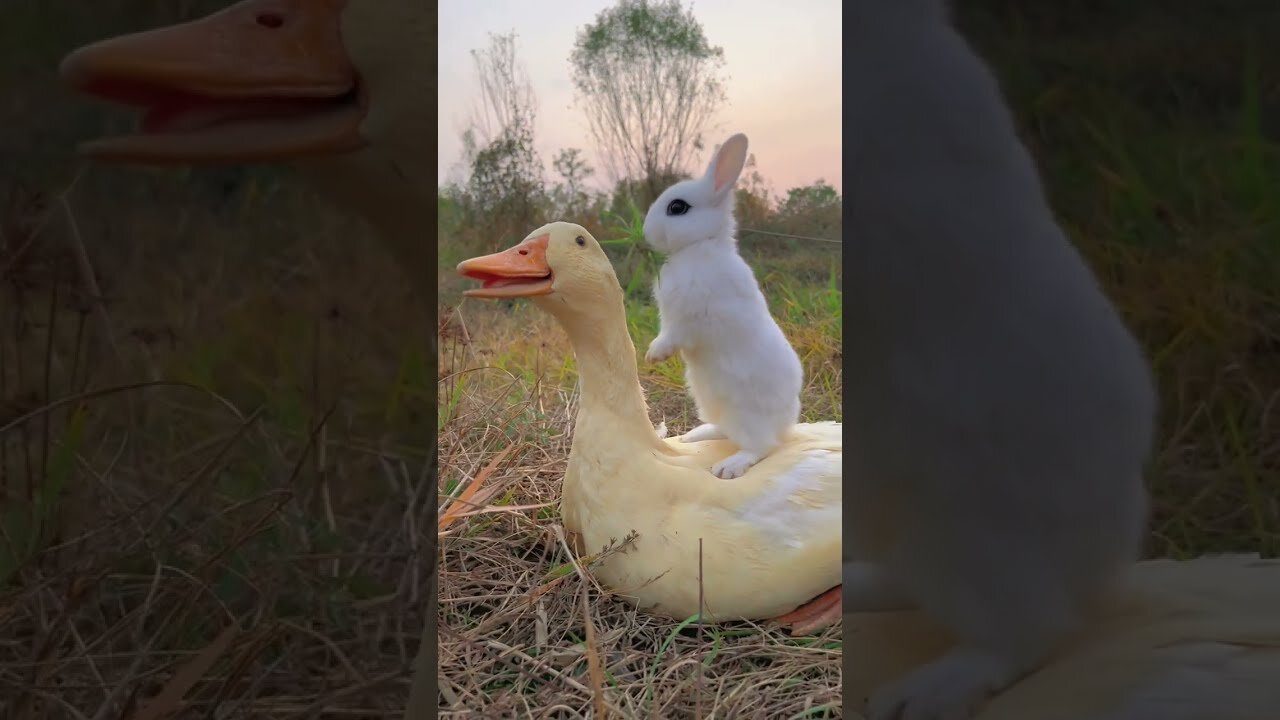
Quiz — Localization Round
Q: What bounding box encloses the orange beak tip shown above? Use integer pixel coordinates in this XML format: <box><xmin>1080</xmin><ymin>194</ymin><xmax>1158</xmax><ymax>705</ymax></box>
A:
<box><xmin>58</xmin><ymin>56</ymin><xmax>78</xmax><ymax>84</ymax></box>
<box><xmin>58</xmin><ymin>42</ymin><xmax>112</xmax><ymax>89</ymax></box>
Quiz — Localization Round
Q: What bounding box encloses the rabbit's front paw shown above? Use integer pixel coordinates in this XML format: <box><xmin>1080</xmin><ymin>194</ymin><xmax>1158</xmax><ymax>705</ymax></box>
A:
<box><xmin>711</xmin><ymin>450</ymin><xmax>762</xmax><ymax>479</ymax></box>
<box><xmin>646</xmin><ymin>336</ymin><xmax>676</xmax><ymax>363</ymax></box>
<box><xmin>868</xmin><ymin>650</ymin><xmax>1009</xmax><ymax>720</ymax></box>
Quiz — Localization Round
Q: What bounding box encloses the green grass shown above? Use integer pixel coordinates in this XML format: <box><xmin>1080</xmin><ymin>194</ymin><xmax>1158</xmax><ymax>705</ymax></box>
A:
<box><xmin>950</xmin><ymin>5</ymin><xmax>1280</xmax><ymax>557</ymax></box>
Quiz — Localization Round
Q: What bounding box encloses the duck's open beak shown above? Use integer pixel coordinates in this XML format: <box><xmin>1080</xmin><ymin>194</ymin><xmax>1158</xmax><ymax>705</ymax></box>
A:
<box><xmin>457</xmin><ymin>234</ymin><xmax>554</xmax><ymax>299</ymax></box>
<box><xmin>59</xmin><ymin>0</ymin><xmax>366</xmax><ymax>165</ymax></box>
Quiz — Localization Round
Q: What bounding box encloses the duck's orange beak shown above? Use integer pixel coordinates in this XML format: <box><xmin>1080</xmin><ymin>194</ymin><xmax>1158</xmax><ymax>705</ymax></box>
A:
<box><xmin>457</xmin><ymin>234</ymin><xmax>554</xmax><ymax>299</ymax></box>
<box><xmin>59</xmin><ymin>0</ymin><xmax>366</xmax><ymax>165</ymax></box>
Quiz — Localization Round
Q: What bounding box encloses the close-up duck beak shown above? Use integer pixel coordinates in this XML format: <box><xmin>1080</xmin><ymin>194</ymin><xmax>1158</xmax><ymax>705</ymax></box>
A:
<box><xmin>456</xmin><ymin>233</ymin><xmax>554</xmax><ymax>299</ymax></box>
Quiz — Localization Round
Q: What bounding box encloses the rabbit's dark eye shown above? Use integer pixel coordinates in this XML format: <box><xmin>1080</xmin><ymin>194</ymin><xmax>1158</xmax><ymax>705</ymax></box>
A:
<box><xmin>575</xmin><ymin>236</ymin><xmax>586</xmax><ymax>246</ymax></box>
<box><xmin>666</xmin><ymin>199</ymin><xmax>691</xmax><ymax>216</ymax></box>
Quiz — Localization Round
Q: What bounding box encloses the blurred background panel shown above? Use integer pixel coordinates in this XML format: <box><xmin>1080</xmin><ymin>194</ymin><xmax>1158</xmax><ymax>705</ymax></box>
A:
<box><xmin>2</xmin><ymin>1</ymin><xmax>428</xmax><ymax>716</ymax></box>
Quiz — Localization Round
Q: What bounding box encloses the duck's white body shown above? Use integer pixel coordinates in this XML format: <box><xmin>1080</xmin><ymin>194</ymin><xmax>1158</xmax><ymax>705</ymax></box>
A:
<box><xmin>564</xmin><ymin>420</ymin><xmax>842</xmax><ymax>620</ymax></box>
<box><xmin>849</xmin><ymin>555</ymin><xmax>1280</xmax><ymax>720</ymax></box>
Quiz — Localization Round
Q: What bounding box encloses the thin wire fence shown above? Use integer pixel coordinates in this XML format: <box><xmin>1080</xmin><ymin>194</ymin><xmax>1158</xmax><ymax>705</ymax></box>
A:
<box><xmin>741</xmin><ymin>227</ymin><xmax>842</xmax><ymax>245</ymax></box>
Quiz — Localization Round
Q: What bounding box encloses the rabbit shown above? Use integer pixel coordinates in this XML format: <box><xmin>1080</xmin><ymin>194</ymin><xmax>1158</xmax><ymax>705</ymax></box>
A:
<box><xmin>642</xmin><ymin>133</ymin><xmax>805</xmax><ymax>480</ymax></box>
<box><xmin>843</xmin><ymin>2</ymin><xmax>1157</xmax><ymax>720</ymax></box>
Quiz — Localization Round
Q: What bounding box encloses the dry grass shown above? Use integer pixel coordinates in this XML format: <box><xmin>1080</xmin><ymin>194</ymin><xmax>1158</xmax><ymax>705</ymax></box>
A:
<box><xmin>1</xmin><ymin>180</ymin><xmax>431</xmax><ymax>718</ymax></box>
<box><xmin>435</xmin><ymin>305</ymin><xmax>842</xmax><ymax>719</ymax></box>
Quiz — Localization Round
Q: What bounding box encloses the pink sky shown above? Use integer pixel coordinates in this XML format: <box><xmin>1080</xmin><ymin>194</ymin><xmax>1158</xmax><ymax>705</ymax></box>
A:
<box><xmin>437</xmin><ymin>0</ymin><xmax>842</xmax><ymax>197</ymax></box>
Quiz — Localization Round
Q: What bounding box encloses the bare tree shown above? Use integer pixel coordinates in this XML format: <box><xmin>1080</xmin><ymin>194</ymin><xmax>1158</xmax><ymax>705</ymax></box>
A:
<box><xmin>466</xmin><ymin>32</ymin><xmax>539</xmax><ymax>151</ymax></box>
<box><xmin>570</xmin><ymin>0</ymin><xmax>727</xmax><ymax>204</ymax></box>
<box><xmin>457</xmin><ymin>32</ymin><xmax>546</xmax><ymax>245</ymax></box>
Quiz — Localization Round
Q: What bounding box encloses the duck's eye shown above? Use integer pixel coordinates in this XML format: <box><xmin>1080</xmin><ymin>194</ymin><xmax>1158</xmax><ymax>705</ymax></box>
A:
<box><xmin>666</xmin><ymin>199</ymin><xmax>690</xmax><ymax>216</ymax></box>
<box><xmin>576</xmin><ymin>236</ymin><xmax>586</xmax><ymax>247</ymax></box>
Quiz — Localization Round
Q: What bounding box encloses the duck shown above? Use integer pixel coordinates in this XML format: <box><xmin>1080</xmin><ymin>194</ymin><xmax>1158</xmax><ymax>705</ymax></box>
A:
<box><xmin>56</xmin><ymin>0</ymin><xmax>433</xmax><ymax>716</ymax></box>
<box><xmin>57</xmin><ymin>0</ymin><xmax>432</xmax><ymax>300</ymax></box>
<box><xmin>846</xmin><ymin>553</ymin><xmax>1280</xmax><ymax>720</ymax></box>
<box><xmin>457</xmin><ymin>221</ymin><xmax>845</xmax><ymax>629</ymax></box>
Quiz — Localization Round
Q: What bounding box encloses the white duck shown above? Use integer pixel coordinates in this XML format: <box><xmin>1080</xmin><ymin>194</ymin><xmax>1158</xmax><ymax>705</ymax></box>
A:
<box><xmin>58</xmin><ymin>0</ymin><xmax>432</xmax><ymax>299</ymax></box>
<box><xmin>457</xmin><ymin>222</ymin><xmax>844</xmax><ymax>630</ymax></box>
<box><xmin>58</xmin><ymin>0</ymin><xmax>432</xmax><ymax>715</ymax></box>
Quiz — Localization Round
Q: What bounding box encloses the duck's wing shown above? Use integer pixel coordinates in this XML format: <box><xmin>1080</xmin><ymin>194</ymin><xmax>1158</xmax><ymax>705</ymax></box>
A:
<box><xmin>720</xmin><ymin>446</ymin><xmax>843</xmax><ymax>550</ymax></box>
<box><xmin>846</xmin><ymin>556</ymin><xmax>1280</xmax><ymax>720</ymax></box>
<box><xmin>982</xmin><ymin>557</ymin><xmax>1280</xmax><ymax>720</ymax></box>
<box><xmin>789</xmin><ymin>421</ymin><xmax>843</xmax><ymax>447</ymax></box>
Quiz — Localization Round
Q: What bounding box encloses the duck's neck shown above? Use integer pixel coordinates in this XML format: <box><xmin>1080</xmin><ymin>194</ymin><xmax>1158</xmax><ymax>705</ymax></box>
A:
<box><xmin>295</xmin><ymin>149</ymin><xmax>433</xmax><ymax>304</ymax></box>
<box><xmin>541</xmin><ymin>292</ymin><xmax>662</xmax><ymax>449</ymax></box>
<box><xmin>363</xmin><ymin>196</ymin><xmax>432</xmax><ymax>303</ymax></box>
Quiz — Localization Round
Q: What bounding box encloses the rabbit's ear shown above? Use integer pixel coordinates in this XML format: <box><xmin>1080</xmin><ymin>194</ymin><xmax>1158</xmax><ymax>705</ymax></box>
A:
<box><xmin>706</xmin><ymin>133</ymin><xmax>749</xmax><ymax>201</ymax></box>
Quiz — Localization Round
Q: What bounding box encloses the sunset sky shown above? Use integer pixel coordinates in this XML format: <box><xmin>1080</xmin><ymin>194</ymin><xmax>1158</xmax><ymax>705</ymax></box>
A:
<box><xmin>437</xmin><ymin>0</ymin><xmax>842</xmax><ymax>197</ymax></box>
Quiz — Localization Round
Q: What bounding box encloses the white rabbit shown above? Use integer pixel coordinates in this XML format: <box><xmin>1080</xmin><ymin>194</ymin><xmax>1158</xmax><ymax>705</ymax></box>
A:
<box><xmin>642</xmin><ymin>133</ymin><xmax>804</xmax><ymax>480</ymax></box>
<box><xmin>845</xmin><ymin>2</ymin><xmax>1157</xmax><ymax>720</ymax></box>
